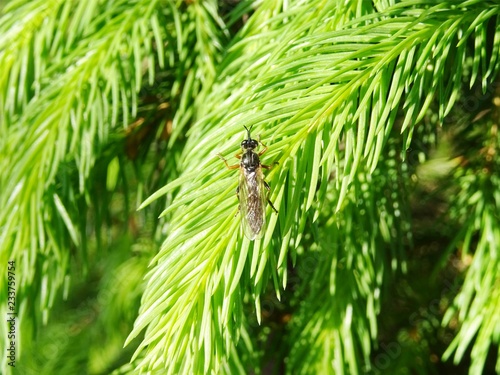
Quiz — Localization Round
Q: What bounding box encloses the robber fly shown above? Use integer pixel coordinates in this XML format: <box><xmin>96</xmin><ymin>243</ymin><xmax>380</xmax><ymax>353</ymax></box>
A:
<box><xmin>218</xmin><ymin>126</ymin><xmax>278</xmax><ymax>240</ymax></box>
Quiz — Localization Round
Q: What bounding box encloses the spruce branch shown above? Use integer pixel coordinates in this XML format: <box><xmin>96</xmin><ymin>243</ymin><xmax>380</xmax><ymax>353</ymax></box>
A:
<box><xmin>0</xmin><ymin>1</ymin><xmax>227</xmax><ymax>372</ymax></box>
<box><xmin>442</xmin><ymin>110</ymin><xmax>500</xmax><ymax>374</ymax></box>
<box><xmin>129</xmin><ymin>1</ymin><xmax>500</xmax><ymax>373</ymax></box>
<box><xmin>2</xmin><ymin>0</ymin><xmax>500</xmax><ymax>374</ymax></box>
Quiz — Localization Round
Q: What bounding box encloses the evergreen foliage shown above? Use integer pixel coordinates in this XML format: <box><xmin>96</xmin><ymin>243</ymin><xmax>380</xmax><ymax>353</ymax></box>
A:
<box><xmin>0</xmin><ymin>0</ymin><xmax>499</xmax><ymax>374</ymax></box>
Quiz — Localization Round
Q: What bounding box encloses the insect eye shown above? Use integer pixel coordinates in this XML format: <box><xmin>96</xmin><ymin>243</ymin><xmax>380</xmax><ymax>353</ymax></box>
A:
<box><xmin>241</xmin><ymin>140</ymin><xmax>247</xmax><ymax>148</ymax></box>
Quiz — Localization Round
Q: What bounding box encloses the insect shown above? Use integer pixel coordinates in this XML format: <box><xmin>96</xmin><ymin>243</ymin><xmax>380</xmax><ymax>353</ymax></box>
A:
<box><xmin>218</xmin><ymin>126</ymin><xmax>278</xmax><ymax>240</ymax></box>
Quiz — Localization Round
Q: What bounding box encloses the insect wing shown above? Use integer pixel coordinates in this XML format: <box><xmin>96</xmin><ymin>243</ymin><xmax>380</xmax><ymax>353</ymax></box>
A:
<box><xmin>238</xmin><ymin>167</ymin><xmax>267</xmax><ymax>240</ymax></box>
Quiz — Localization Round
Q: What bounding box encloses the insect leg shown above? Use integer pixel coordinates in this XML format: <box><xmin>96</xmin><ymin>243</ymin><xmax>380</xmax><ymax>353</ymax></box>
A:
<box><xmin>267</xmin><ymin>198</ymin><xmax>278</xmax><ymax>214</ymax></box>
<box><xmin>261</xmin><ymin>161</ymin><xmax>279</xmax><ymax>169</ymax></box>
<box><xmin>264</xmin><ymin>181</ymin><xmax>278</xmax><ymax>214</ymax></box>
<box><xmin>217</xmin><ymin>153</ymin><xmax>239</xmax><ymax>169</ymax></box>
<box><xmin>234</xmin><ymin>186</ymin><xmax>241</xmax><ymax>217</ymax></box>
<box><xmin>258</xmin><ymin>143</ymin><xmax>268</xmax><ymax>156</ymax></box>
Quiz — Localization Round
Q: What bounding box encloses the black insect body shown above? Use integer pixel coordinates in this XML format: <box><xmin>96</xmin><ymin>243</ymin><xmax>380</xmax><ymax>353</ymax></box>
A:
<box><xmin>218</xmin><ymin>126</ymin><xmax>278</xmax><ymax>240</ymax></box>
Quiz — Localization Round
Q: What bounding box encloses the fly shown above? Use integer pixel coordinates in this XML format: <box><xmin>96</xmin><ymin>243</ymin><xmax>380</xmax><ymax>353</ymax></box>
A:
<box><xmin>218</xmin><ymin>126</ymin><xmax>278</xmax><ymax>240</ymax></box>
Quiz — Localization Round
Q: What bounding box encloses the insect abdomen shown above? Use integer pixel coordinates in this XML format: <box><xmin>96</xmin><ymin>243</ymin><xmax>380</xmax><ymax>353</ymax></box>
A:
<box><xmin>240</xmin><ymin>168</ymin><xmax>266</xmax><ymax>239</ymax></box>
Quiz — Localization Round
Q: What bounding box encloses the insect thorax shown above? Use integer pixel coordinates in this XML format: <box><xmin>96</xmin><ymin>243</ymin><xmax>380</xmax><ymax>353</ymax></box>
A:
<box><xmin>241</xmin><ymin>150</ymin><xmax>260</xmax><ymax>171</ymax></box>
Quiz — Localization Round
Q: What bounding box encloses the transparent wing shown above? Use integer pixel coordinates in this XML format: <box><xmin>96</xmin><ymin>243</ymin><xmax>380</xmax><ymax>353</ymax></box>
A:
<box><xmin>239</xmin><ymin>168</ymin><xmax>267</xmax><ymax>240</ymax></box>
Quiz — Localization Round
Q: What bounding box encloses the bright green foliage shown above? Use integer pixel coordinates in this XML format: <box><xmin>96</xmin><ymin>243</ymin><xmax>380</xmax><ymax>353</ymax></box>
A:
<box><xmin>441</xmin><ymin>113</ymin><xmax>500</xmax><ymax>375</ymax></box>
<box><xmin>1</xmin><ymin>0</ymin><xmax>500</xmax><ymax>374</ymax></box>
<box><xmin>286</xmin><ymin>147</ymin><xmax>411</xmax><ymax>375</ymax></box>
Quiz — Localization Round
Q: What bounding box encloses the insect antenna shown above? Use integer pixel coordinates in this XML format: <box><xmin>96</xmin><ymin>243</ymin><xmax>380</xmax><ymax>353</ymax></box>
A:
<box><xmin>243</xmin><ymin>125</ymin><xmax>253</xmax><ymax>140</ymax></box>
